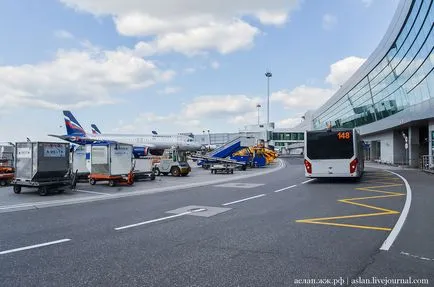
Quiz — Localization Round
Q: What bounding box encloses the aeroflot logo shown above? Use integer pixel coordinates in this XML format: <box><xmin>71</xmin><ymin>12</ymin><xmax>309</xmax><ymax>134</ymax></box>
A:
<box><xmin>115</xmin><ymin>146</ymin><xmax>129</xmax><ymax>150</ymax></box>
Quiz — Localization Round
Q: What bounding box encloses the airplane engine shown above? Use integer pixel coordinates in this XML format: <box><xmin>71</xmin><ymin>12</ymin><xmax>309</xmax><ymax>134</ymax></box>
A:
<box><xmin>149</xmin><ymin>149</ymin><xmax>164</xmax><ymax>156</ymax></box>
<box><xmin>133</xmin><ymin>147</ymin><xmax>149</xmax><ymax>158</ymax></box>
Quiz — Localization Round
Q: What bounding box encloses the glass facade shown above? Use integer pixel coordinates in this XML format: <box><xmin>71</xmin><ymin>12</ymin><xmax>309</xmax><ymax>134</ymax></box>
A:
<box><xmin>272</xmin><ymin>132</ymin><xmax>304</xmax><ymax>141</ymax></box>
<box><xmin>314</xmin><ymin>0</ymin><xmax>434</xmax><ymax>130</ymax></box>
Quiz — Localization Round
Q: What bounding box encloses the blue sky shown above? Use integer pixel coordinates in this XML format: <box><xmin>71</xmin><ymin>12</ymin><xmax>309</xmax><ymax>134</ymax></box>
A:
<box><xmin>0</xmin><ymin>0</ymin><xmax>399</xmax><ymax>141</ymax></box>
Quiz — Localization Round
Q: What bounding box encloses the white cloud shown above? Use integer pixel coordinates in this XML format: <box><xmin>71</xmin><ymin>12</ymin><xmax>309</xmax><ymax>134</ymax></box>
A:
<box><xmin>113</xmin><ymin>94</ymin><xmax>263</xmax><ymax>133</ymax></box>
<box><xmin>60</xmin><ymin>0</ymin><xmax>300</xmax><ymax>55</ymax></box>
<box><xmin>325</xmin><ymin>56</ymin><xmax>366</xmax><ymax>87</ymax></box>
<box><xmin>128</xmin><ymin>20</ymin><xmax>259</xmax><ymax>56</ymax></box>
<box><xmin>255</xmin><ymin>10</ymin><xmax>289</xmax><ymax>26</ymax></box>
<box><xmin>182</xmin><ymin>95</ymin><xmax>262</xmax><ymax>119</ymax></box>
<box><xmin>271</xmin><ymin>86</ymin><xmax>336</xmax><ymax>110</ymax></box>
<box><xmin>271</xmin><ymin>56</ymin><xmax>366</xmax><ymax>111</ymax></box>
<box><xmin>158</xmin><ymin>86</ymin><xmax>181</xmax><ymax>95</ymax></box>
<box><xmin>54</xmin><ymin>29</ymin><xmax>74</xmax><ymax>39</ymax></box>
<box><xmin>322</xmin><ymin>14</ymin><xmax>337</xmax><ymax>30</ymax></box>
<box><xmin>278</xmin><ymin>116</ymin><xmax>304</xmax><ymax>128</ymax></box>
<box><xmin>210</xmin><ymin>61</ymin><xmax>220</xmax><ymax>69</ymax></box>
<box><xmin>0</xmin><ymin>44</ymin><xmax>175</xmax><ymax>111</ymax></box>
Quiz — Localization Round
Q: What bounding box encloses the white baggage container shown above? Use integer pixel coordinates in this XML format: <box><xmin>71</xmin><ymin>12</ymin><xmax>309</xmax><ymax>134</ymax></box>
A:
<box><xmin>133</xmin><ymin>157</ymin><xmax>155</xmax><ymax>181</ymax></box>
<box><xmin>90</xmin><ymin>143</ymin><xmax>133</xmax><ymax>176</ymax></box>
<box><xmin>72</xmin><ymin>145</ymin><xmax>89</xmax><ymax>178</ymax></box>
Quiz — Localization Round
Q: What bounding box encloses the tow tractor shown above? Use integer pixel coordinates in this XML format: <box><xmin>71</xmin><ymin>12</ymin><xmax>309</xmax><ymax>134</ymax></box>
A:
<box><xmin>153</xmin><ymin>148</ymin><xmax>191</xmax><ymax>177</ymax></box>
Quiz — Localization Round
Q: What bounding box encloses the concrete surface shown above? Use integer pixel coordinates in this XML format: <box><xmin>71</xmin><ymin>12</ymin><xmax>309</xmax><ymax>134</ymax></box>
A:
<box><xmin>0</xmin><ymin>160</ymin><xmax>283</xmax><ymax>213</ymax></box>
<box><xmin>0</xmin><ymin>158</ymin><xmax>432</xmax><ymax>287</ymax></box>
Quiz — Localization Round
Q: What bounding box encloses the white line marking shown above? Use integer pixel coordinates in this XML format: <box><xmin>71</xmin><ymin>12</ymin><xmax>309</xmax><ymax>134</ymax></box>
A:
<box><xmin>274</xmin><ymin>185</ymin><xmax>297</xmax><ymax>193</ymax></box>
<box><xmin>221</xmin><ymin>194</ymin><xmax>266</xmax><ymax>206</ymax></box>
<box><xmin>301</xmin><ymin>179</ymin><xmax>315</xmax><ymax>184</ymax></box>
<box><xmin>0</xmin><ymin>239</ymin><xmax>71</xmax><ymax>255</ymax></box>
<box><xmin>114</xmin><ymin>208</ymin><xmax>206</xmax><ymax>231</ymax></box>
<box><xmin>380</xmin><ymin>170</ymin><xmax>412</xmax><ymax>251</ymax></box>
<box><xmin>76</xmin><ymin>189</ymin><xmax>110</xmax><ymax>196</ymax></box>
<box><xmin>400</xmin><ymin>251</ymin><xmax>433</xmax><ymax>261</ymax></box>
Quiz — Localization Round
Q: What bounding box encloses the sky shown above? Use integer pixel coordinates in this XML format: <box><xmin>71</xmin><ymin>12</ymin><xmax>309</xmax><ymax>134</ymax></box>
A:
<box><xmin>0</xmin><ymin>0</ymin><xmax>400</xmax><ymax>142</ymax></box>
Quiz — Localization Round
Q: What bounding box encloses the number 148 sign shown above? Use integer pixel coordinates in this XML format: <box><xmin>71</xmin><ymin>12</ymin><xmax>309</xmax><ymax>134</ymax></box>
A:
<box><xmin>337</xmin><ymin>132</ymin><xmax>352</xmax><ymax>140</ymax></box>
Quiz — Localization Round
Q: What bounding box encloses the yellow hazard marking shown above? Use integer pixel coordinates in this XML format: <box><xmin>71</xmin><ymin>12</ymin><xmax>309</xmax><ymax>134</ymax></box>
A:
<box><xmin>296</xmin><ymin>173</ymin><xmax>405</xmax><ymax>231</ymax></box>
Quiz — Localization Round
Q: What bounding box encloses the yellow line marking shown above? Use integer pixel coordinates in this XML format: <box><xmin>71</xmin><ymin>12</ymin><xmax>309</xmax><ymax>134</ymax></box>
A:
<box><xmin>296</xmin><ymin>173</ymin><xmax>405</xmax><ymax>231</ymax></box>
<box><xmin>296</xmin><ymin>211</ymin><xmax>394</xmax><ymax>221</ymax></box>
<box><xmin>296</xmin><ymin>221</ymin><xmax>392</xmax><ymax>231</ymax></box>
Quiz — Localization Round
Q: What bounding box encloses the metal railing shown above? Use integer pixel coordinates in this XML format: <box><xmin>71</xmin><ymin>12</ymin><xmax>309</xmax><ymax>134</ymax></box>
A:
<box><xmin>421</xmin><ymin>155</ymin><xmax>434</xmax><ymax>173</ymax></box>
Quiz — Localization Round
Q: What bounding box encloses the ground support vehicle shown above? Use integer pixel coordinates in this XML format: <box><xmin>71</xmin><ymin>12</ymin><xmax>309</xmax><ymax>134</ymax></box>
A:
<box><xmin>153</xmin><ymin>148</ymin><xmax>191</xmax><ymax>177</ymax></box>
<box><xmin>87</xmin><ymin>143</ymin><xmax>135</xmax><ymax>187</ymax></box>
<box><xmin>11</xmin><ymin>142</ymin><xmax>77</xmax><ymax>195</ymax></box>
<box><xmin>210</xmin><ymin>163</ymin><xmax>235</xmax><ymax>174</ymax></box>
<box><xmin>0</xmin><ymin>169</ymin><xmax>14</xmax><ymax>186</ymax></box>
<box><xmin>190</xmin><ymin>154</ymin><xmax>247</xmax><ymax>171</ymax></box>
<box><xmin>0</xmin><ymin>144</ymin><xmax>15</xmax><ymax>186</ymax></box>
<box><xmin>132</xmin><ymin>158</ymin><xmax>156</xmax><ymax>181</ymax></box>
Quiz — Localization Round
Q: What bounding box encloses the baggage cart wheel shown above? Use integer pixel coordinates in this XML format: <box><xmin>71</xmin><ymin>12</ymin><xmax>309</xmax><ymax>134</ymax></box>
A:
<box><xmin>13</xmin><ymin>185</ymin><xmax>21</xmax><ymax>194</ymax></box>
<box><xmin>0</xmin><ymin>180</ymin><xmax>6</xmax><ymax>187</ymax></box>
<box><xmin>150</xmin><ymin>173</ymin><xmax>156</xmax><ymax>180</ymax></box>
<box><xmin>154</xmin><ymin>168</ymin><xmax>161</xmax><ymax>176</ymax></box>
<box><xmin>89</xmin><ymin>178</ymin><xmax>96</xmax><ymax>185</ymax></box>
<box><xmin>231</xmin><ymin>169</ymin><xmax>234</xmax><ymax>174</ymax></box>
<box><xmin>38</xmin><ymin>186</ymin><xmax>48</xmax><ymax>196</ymax></box>
<box><xmin>171</xmin><ymin>167</ymin><xmax>181</xmax><ymax>177</ymax></box>
<box><xmin>109</xmin><ymin>180</ymin><xmax>116</xmax><ymax>187</ymax></box>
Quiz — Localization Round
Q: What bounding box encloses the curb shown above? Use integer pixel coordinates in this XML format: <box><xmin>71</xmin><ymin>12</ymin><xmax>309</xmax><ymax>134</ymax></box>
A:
<box><xmin>0</xmin><ymin>159</ymin><xmax>285</xmax><ymax>213</ymax></box>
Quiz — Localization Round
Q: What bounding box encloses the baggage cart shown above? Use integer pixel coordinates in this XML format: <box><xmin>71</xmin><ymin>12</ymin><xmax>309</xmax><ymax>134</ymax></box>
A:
<box><xmin>133</xmin><ymin>158</ymin><xmax>156</xmax><ymax>181</ymax></box>
<box><xmin>88</xmin><ymin>143</ymin><xmax>134</xmax><ymax>187</ymax></box>
<box><xmin>210</xmin><ymin>163</ymin><xmax>235</xmax><ymax>174</ymax></box>
<box><xmin>11</xmin><ymin>142</ymin><xmax>77</xmax><ymax>195</ymax></box>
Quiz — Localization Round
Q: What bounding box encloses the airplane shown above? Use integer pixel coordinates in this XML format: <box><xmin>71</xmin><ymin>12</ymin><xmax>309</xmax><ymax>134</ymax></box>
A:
<box><xmin>91</xmin><ymin>124</ymin><xmax>101</xmax><ymax>135</ymax></box>
<box><xmin>49</xmin><ymin>111</ymin><xmax>202</xmax><ymax>157</ymax></box>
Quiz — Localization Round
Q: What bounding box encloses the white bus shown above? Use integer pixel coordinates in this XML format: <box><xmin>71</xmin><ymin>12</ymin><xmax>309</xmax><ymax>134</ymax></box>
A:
<box><xmin>304</xmin><ymin>128</ymin><xmax>364</xmax><ymax>178</ymax></box>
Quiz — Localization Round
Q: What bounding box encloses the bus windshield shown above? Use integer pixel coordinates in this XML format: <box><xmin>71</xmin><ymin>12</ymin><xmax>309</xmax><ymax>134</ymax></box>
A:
<box><xmin>307</xmin><ymin>131</ymin><xmax>354</xmax><ymax>160</ymax></box>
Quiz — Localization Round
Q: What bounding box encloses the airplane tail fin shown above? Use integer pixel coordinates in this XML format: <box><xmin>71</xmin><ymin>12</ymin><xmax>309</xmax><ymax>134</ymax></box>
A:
<box><xmin>91</xmin><ymin>124</ymin><xmax>102</xmax><ymax>135</ymax></box>
<box><xmin>63</xmin><ymin>110</ymin><xmax>86</xmax><ymax>136</ymax></box>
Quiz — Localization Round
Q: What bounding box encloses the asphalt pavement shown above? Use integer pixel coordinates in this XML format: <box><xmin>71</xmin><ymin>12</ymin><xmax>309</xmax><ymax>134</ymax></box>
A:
<box><xmin>0</xmin><ymin>158</ymin><xmax>432</xmax><ymax>287</ymax></box>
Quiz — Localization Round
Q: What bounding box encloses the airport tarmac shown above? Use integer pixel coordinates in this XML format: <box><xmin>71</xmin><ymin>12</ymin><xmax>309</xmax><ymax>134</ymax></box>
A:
<box><xmin>0</xmin><ymin>160</ymin><xmax>284</xmax><ymax>213</ymax></box>
<box><xmin>1</xmin><ymin>157</ymin><xmax>432</xmax><ymax>287</ymax></box>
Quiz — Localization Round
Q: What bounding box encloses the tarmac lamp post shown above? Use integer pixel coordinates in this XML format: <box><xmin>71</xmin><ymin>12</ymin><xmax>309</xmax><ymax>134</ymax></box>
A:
<box><xmin>207</xmin><ymin>130</ymin><xmax>211</xmax><ymax>151</ymax></box>
<box><xmin>265</xmin><ymin>71</ymin><xmax>272</xmax><ymax>145</ymax></box>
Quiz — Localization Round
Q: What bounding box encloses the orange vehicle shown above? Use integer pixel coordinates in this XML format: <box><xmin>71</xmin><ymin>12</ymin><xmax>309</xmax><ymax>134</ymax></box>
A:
<box><xmin>88</xmin><ymin>171</ymin><xmax>134</xmax><ymax>187</ymax></box>
<box><xmin>0</xmin><ymin>165</ymin><xmax>14</xmax><ymax>187</ymax></box>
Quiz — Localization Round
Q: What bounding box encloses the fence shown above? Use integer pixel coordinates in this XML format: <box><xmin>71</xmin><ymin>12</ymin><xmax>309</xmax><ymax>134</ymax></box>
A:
<box><xmin>421</xmin><ymin>155</ymin><xmax>434</xmax><ymax>173</ymax></box>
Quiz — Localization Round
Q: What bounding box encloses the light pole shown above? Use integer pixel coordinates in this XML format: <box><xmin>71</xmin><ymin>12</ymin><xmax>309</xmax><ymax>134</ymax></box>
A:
<box><xmin>256</xmin><ymin>104</ymin><xmax>261</xmax><ymax>125</ymax></box>
<box><xmin>265</xmin><ymin>70</ymin><xmax>272</xmax><ymax>143</ymax></box>
<box><xmin>207</xmin><ymin>129</ymin><xmax>211</xmax><ymax>151</ymax></box>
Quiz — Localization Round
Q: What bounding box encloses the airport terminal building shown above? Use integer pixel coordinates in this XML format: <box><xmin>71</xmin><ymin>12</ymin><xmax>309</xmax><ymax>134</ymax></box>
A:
<box><xmin>190</xmin><ymin>0</ymin><xmax>432</xmax><ymax>166</ymax></box>
<box><xmin>312</xmin><ymin>0</ymin><xmax>433</xmax><ymax>167</ymax></box>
